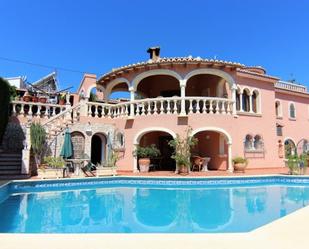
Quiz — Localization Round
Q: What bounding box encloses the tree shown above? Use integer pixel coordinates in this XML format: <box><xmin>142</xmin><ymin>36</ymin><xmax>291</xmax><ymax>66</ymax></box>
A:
<box><xmin>0</xmin><ymin>77</ymin><xmax>11</xmax><ymax>144</ymax></box>
<box><xmin>30</xmin><ymin>123</ymin><xmax>47</xmax><ymax>169</ymax></box>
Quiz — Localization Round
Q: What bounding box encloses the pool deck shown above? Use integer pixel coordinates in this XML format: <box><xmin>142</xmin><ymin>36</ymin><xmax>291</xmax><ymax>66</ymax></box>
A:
<box><xmin>1</xmin><ymin>172</ymin><xmax>309</xmax><ymax>249</ymax></box>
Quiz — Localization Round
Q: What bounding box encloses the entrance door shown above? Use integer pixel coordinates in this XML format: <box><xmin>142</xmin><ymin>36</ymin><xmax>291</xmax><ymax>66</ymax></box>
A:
<box><xmin>91</xmin><ymin>135</ymin><xmax>102</xmax><ymax>165</ymax></box>
<box><xmin>159</xmin><ymin>136</ymin><xmax>175</xmax><ymax>171</ymax></box>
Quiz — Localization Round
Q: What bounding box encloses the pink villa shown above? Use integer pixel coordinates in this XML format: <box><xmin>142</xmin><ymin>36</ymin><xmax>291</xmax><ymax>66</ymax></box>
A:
<box><xmin>4</xmin><ymin>47</ymin><xmax>309</xmax><ymax>176</ymax></box>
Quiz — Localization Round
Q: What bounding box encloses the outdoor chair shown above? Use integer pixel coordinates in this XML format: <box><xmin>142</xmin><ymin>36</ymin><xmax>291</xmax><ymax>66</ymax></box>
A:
<box><xmin>191</xmin><ymin>156</ymin><xmax>205</xmax><ymax>171</ymax></box>
<box><xmin>81</xmin><ymin>161</ymin><xmax>96</xmax><ymax>177</ymax></box>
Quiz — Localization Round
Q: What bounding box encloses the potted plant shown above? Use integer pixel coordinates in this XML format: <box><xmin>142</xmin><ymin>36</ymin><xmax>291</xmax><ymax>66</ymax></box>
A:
<box><xmin>39</xmin><ymin>96</ymin><xmax>47</xmax><ymax>103</ymax></box>
<box><xmin>39</xmin><ymin>156</ymin><xmax>65</xmax><ymax>178</ymax></box>
<box><xmin>58</xmin><ymin>93</ymin><xmax>66</xmax><ymax>105</ymax></box>
<box><xmin>30</xmin><ymin>123</ymin><xmax>46</xmax><ymax>175</ymax></box>
<box><xmin>168</xmin><ymin>128</ymin><xmax>198</xmax><ymax>174</ymax></box>
<box><xmin>233</xmin><ymin>157</ymin><xmax>248</xmax><ymax>172</ymax></box>
<box><xmin>286</xmin><ymin>154</ymin><xmax>308</xmax><ymax>175</ymax></box>
<box><xmin>133</xmin><ymin>144</ymin><xmax>160</xmax><ymax>172</ymax></box>
<box><xmin>23</xmin><ymin>93</ymin><xmax>32</xmax><ymax>102</ymax></box>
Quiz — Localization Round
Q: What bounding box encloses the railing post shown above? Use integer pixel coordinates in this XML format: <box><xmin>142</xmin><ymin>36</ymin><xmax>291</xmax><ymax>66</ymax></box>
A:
<box><xmin>180</xmin><ymin>80</ymin><xmax>187</xmax><ymax>116</ymax></box>
<box><xmin>232</xmin><ymin>85</ymin><xmax>237</xmax><ymax>115</ymax></box>
<box><xmin>129</xmin><ymin>87</ymin><xmax>135</xmax><ymax>118</ymax></box>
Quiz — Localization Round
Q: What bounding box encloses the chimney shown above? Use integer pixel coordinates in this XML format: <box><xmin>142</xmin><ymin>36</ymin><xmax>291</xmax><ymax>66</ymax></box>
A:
<box><xmin>147</xmin><ymin>46</ymin><xmax>160</xmax><ymax>62</ymax></box>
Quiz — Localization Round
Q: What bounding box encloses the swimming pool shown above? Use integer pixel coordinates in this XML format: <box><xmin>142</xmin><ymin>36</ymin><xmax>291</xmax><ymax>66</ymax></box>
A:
<box><xmin>0</xmin><ymin>176</ymin><xmax>309</xmax><ymax>233</ymax></box>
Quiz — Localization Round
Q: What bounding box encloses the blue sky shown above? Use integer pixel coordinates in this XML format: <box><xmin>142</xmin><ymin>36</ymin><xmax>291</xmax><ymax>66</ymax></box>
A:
<box><xmin>1</xmin><ymin>0</ymin><xmax>309</xmax><ymax>91</ymax></box>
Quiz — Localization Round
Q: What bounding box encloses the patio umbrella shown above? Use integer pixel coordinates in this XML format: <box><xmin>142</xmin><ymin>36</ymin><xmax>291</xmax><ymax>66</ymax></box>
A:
<box><xmin>60</xmin><ymin>128</ymin><xmax>73</xmax><ymax>159</ymax></box>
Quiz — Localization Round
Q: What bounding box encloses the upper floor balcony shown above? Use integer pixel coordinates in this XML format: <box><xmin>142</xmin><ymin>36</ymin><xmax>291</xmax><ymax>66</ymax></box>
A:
<box><xmin>275</xmin><ymin>80</ymin><xmax>307</xmax><ymax>93</ymax></box>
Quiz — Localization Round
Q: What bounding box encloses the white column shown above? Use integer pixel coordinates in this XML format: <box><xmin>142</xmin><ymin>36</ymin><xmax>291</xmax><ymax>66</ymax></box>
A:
<box><xmin>231</xmin><ymin>86</ymin><xmax>237</xmax><ymax>115</ymax></box>
<box><xmin>227</xmin><ymin>142</ymin><xmax>233</xmax><ymax>172</ymax></box>
<box><xmin>239</xmin><ymin>92</ymin><xmax>243</xmax><ymax>112</ymax></box>
<box><xmin>179</xmin><ymin>79</ymin><xmax>187</xmax><ymax>116</ymax></box>
<box><xmin>21</xmin><ymin>125</ymin><xmax>31</xmax><ymax>174</ymax></box>
<box><xmin>249</xmin><ymin>93</ymin><xmax>253</xmax><ymax>113</ymax></box>
<box><xmin>129</xmin><ymin>87</ymin><xmax>135</xmax><ymax>118</ymax></box>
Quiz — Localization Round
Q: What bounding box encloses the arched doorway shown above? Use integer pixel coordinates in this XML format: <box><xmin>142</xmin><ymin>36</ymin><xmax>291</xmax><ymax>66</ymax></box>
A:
<box><xmin>192</xmin><ymin>128</ymin><xmax>232</xmax><ymax>171</ymax></box>
<box><xmin>91</xmin><ymin>133</ymin><xmax>107</xmax><ymax>165</ymax></box>
<box><xmin>139</xmin><ymin>131</ymin><xmax>175</xmax><ymax>171</ymax></box>
<box><xmin>71</xmin><ymin>132</ymin><xmax>85</xmax><ymax>159</ymax></box>
<box><xmin>284</xmin><ymin>139</ymin><xmax>296</xmax><ymax>158</ymax></box>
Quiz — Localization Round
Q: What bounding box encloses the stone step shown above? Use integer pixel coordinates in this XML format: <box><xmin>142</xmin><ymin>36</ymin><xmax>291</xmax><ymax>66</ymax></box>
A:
<box><xmin>0</xmin><ymin>153</ymin><xmax>22</xmax><ymax>158</ymax></box>
<box><xmin>0</xmin><ymin>174</ymin><xmax>29</xmax><ymax>179</ymax></box>
<box><xmin>0</xmin><ymin>160</ymin><xmax>22</xmax><ymax>165</ymax></box>
<box><xmin>0</xmin><ymin>157</ymin><xmax>22</xmax><ymax>161</ymax></box>
<box><xmin>0</xmin><ymin>165</ymin><xmax>21</xmax><ymax>169</ymax></box>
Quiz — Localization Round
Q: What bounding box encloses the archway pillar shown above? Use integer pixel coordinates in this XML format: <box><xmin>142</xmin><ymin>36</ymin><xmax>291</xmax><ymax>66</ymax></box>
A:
<box><xmin>180</xmin><ymin>79</ymin><xmax>187</xmax><ymax>116</ymax></box>
<box><xmin>249</xmin><ymin>93</ymin><xmax>254</xmax><ymax>113</ymax></box>
<box><xmin>227</xmin><ymin>142</ymin><xmax>233</xmax><ymax>172</ymax></box>
<box><xmin>231</xmin><ymin>86</ymin><xmax>237</xmax><ymax>116</ymax></box>
<box><xmin>129</xmin><ymin>86</ymin><xmax>135</xmax><ymax>118</ymax></box>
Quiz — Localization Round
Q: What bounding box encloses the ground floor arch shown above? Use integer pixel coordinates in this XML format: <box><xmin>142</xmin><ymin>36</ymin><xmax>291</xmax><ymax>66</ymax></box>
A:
<box><xmin>133</xmin><ymin>128</ymin><xmax>176</xmax><ymax>172</ymax></box>
<box><xmin>91</xmin><ymin>133</ymin><xmax>107</xmax><ymax>165</ymax></box>
<box><xmin>192</xmin><ymin>127</ymin><xmax>232</xmax><ymax>171</ymax></box>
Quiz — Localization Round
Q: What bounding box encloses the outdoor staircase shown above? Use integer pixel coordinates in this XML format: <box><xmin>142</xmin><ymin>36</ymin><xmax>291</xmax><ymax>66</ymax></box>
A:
<box><xmin>0</xmin><ymin>152</ymin><xmax>22</xmax><ymax>175</ymax></box>
<box><xmin>43</xmin><ymin>103</ymin><xmax>82</xmax><ymax>146</ymax></box>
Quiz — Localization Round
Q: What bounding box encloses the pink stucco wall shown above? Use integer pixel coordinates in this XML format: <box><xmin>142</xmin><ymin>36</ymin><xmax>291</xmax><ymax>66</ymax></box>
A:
<box><xmin>14</xmin><ymin>61</ymin><xmax>309</xmax><ymax>172</ymax></box>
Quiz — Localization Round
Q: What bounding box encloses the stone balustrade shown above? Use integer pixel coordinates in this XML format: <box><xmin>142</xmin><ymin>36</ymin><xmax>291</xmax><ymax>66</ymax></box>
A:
<box><xmin>11</xmin><ymin>101</ymin><xmax>67</xmax><ymax>118</ymax></box>
<box><xmin>275</xmin><ymin>81</ymin><xmax>307</xmax><ymax>93</ymax></box>
<box><xmin>87</xmin><ymin>97</ymin><xmax>234</xmax><ymax>118</ymax></box>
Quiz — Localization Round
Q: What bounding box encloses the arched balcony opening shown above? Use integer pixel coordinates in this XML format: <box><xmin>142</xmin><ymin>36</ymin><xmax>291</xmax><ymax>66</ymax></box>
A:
<box><xmin>192</xmin><ymin>130</ymin><xmax>230</xmax><ymax>171</ymax></box>
<box><xmin>138</xmin><ymin>131</ymin><xmax>176</xmax><ymax>171</ymax></box>
<box><xmin>88</xmin><ymin>86</ymin><xmax>104</xmax><ymax>102</ymax></box>
<box><xmin>109</xmin><ymin>82</ymin><xmax>130</xmax><ymax>101</ymax></box>
<box><xmin>252</xmin><ymin>90</ymin><xmax>260</xmax><ymax>113</ymax></box>
<box><xmin>186</xmin><ymin>74</ymin><xmax>230</xmax><ymax>98</ymax></box>
<box><xmin>91</xmin><ymin>133</ymin><xmax>107</xmax><ymax>165</ymax></box>
<box><xmin>136</xmin><ymin>75</ymin><xmax>180</xmax><ymax>99</ymax></box>
<box><xmin>242</xmin><ymin>89</ymin><xmax>250</xmax><ymax>112</ymax></box>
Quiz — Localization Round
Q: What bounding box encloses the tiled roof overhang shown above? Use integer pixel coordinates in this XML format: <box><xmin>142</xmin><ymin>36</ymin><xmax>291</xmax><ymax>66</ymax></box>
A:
<box><xmin>98</xmin><ymin>57</ymin><xmax>249</xmax><ymax>84</ymax></box>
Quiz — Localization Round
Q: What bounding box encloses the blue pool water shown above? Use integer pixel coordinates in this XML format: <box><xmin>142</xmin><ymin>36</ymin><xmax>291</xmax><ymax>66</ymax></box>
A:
<box><xmin>0</xmin><ymin>177</ymin><xmax>309</xmax><ymax>233</ymax></box>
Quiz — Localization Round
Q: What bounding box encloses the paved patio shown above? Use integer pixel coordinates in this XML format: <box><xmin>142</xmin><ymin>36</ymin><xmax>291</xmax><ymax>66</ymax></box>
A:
<box><xmin>117</xmin><ymin>167</ymin><xmax>306</xmax><ymax>177</ymax></box>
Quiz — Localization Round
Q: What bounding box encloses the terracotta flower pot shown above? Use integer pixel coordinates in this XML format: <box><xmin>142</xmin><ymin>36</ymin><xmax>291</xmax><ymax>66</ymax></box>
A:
<box><xmin>59</xmin><ymin>99</ymin><xmax>65</xmax><ymax>105</ymax></box>
<box><xmin>234</xmin><ymin>163</ymin><xmax>247</xmax><ymax>173</ymax></box>
<box><xmin>23</xmin><ymin>95</ymin><xmax>31</xmax><ymax>102</ymax></box>
<box><xmin>32</xmin><ymin>96</ymin><xmax>39</xmax><ymax>102</ymax></box>
<box><xmin>138</xmin><ymin>158</ymin><xmax>150</xmax><ymax>172</ymax></box>
<box><xmin>178</xmin><ymin>165</ymin><xmax>189</xmax><ymax>174</ymax></box>
<box><xmin>39</xmin><ymin>97</ymin><xmax>47</xmax><ymax>103</ymax></box>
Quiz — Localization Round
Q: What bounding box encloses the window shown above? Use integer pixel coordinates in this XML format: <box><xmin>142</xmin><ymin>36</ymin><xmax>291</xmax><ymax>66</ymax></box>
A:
<box><xmin>275</xmin><ymin>100</ymin><xmax>282</xmax><ymax>118</ymax></box>
<box><xmin>236</xmin><ymin>91</ymin><xmax>240</xmax><ymax>111</ymax></box>
<box><xmin>276</xmin><ymin>125</ymin><xmax>283</xmax><ymax>136</ymax></box>
<box><xmin>289</xmin><ymin>103</ymin><xmax>296</xmax><ymax>119</ymax></box>
<box><xmin>244</xmin><ymin>135</ymin><xmax>253</xmax><ymax>150</ymax></box>
<box><xmin>242</xmin><ymin>90</ymin><xmax>250</xmax><ymax>112</ymax></box>
<box><xmin>252</xmin><ymin>90</ymin><xmax>259</xmax><ymax>113</ymax></box>
<box><xmin>254</xmin><ymin>135</ymin><xmax>263</xmax><ymax>150</ymax></box>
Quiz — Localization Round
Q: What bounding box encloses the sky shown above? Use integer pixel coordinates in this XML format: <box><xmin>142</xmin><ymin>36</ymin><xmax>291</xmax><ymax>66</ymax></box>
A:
<box><xmin>1</xmin><ymin>0</ymin><xmax>309</xmax><ymax>92</ymax></box>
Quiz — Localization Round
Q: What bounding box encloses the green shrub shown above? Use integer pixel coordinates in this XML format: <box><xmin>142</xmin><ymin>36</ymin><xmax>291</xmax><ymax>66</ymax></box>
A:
<box><xmin>0</xmin><ymin>77</ymin><xmax>10</xmax><ymax>144</ymax></box>
<box><xmin>30</xmin><ymin>123</ymin><xmax>46</xmax><ymax>168</ymax></box>
<box><xmin>232</xmin><ymin>157</ymin><xmax>248</xmax><ymax>165</ymax></box>
<box><xmin>43</xmin><ymin>156</ymin><xmax>65</xmax><ymax>169</ymax></box>
<box><xmin>168</xmin><ymin>128</ymin><xmax>198</xmax><ymax>168</ymax></box>
<box><xmin>287</xmin><ymin>154</ymin><xmax>308</xmax><ymax>175</ymax></box>
<box><xmin>133</xmin><ymin>144</ymin><xmax>161</xmax><ymax>158</ymax></box>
